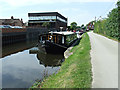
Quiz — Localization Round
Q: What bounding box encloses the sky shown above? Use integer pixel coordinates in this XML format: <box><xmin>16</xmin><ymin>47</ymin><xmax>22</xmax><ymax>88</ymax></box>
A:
<box><xmin>0</xmin><ymin>0</ymin><xmax>118</xmax><ymax>26</ymax></box>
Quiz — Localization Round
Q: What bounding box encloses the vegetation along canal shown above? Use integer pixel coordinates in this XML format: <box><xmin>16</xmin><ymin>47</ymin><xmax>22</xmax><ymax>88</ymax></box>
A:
<box><xmin>2</xmin><ymin>41</ymin><xmax>64</xmax><ymax>88</ymax></box>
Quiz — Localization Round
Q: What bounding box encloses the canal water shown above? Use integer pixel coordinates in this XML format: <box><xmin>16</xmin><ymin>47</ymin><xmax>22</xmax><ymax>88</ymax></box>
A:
<box><xmin>1</xmin><ymin>41</ymin><xmax>64</xmax><ymax>88</ymax></box>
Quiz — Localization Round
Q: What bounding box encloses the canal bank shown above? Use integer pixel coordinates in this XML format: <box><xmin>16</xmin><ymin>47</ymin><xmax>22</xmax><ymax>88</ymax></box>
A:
<box><xmin>31</xmin><ymin>33</ymin><xmax>92</xmax><ymax>88</ymax></box>
<box><xmin>2</xmin><ymin>27</ymin><xmax>49</xmax><ymax>45</ymax></box>
<box><xmin>64</xmin><ymin>35</ymin><xmax>82</xmax><ymax>59</ymax></box>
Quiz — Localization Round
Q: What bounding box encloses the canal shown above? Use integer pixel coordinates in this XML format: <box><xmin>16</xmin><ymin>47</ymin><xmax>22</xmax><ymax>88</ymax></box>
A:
<box><xmin>1</xmin><ymin>41</ymin><xmax>64</xmax><ymax>88</ymax></box>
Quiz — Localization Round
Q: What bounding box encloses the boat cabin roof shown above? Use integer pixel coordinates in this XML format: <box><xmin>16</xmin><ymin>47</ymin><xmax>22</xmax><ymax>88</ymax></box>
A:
<box><xmin>49</xmin><ymin>31</ymin><xmax>75</xmax><ymax>35</ymax></box>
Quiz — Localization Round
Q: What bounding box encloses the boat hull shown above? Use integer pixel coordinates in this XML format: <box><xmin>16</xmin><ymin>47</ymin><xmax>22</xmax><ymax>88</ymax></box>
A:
<box><xmin>45</xmin><ymin>40</ymin><xmax>67</xmax><ymax>54</ymax></box>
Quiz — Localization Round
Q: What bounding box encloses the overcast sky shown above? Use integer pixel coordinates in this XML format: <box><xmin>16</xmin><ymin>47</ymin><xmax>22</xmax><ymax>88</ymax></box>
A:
<box><xmin>0</xmin><ymin>0</ymin><xmax>118</xmax><ymax>26</ymax></box>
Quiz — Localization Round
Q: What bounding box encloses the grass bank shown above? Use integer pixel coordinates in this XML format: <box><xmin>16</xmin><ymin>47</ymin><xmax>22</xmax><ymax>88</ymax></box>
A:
<box><xmin>31</xmin><ymin>33</ymin><xmax>92</xmax><ymax>88</ymax></box>
<box><xmin>94</xmin><ymin>31</ymin><xmax>120</xmax><ymax>42</ymax></box>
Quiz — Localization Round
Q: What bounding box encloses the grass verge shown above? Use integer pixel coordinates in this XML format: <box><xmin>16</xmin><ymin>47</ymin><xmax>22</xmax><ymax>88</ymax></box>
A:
<box><xmin>30</xmin><ymin>33</ymin><xmax>92</xmax><ymax>88</ymax></box>
<box><xmin>93</xmin><ymin>31</ymin><xmax>120</xmax><ymax>42</ymax></box>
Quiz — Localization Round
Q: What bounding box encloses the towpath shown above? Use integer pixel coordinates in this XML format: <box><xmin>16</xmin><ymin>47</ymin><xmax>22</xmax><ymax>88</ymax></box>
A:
<box><xmin>88</xmin><ymin>31</ymin><xmax>118</xmax><ymax>88</ymax></box>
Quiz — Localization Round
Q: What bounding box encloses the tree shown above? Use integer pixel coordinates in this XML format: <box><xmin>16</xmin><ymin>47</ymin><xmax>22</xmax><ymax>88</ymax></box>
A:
<box><xmin>77</xmin><ymin>26</ymin><xmax>80</xmax><ymax>28</ymax></box>
<box><xmin>70</xmin><ymin>22</ymin><xmax>77</xmax><ymax>30</ymax></box>
<box><xmin>76</xmin><ymin>26</ymin><xmax>81</xmax><ymax>31</ymax></box>
<box><xmin>42</xmin><ymin>22</ymin><xmax>50</xmax><ymax>29</ymax></box>
<box><xmin>117</xmin><ymin>0</ymin><xmax>120</xmax><ymax>7</ymax></box>
<box><xmin>81</xmin><ymin>24</ymin><xmax>84</xmax><ymax>28</ymax></box>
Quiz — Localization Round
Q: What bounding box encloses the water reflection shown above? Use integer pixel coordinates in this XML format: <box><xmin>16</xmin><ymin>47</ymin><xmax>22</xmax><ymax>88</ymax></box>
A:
<box><xmin>29</xmin><ymin>48</ymin><xmax>64</xmax><ymax>67</ymax></box>
<box><xmin>2</xmin><ymin>40</ymin><xmax>38</xmax><ymax>57</ymax></box>
<box><xmin>2</xmin><ymin>41</ymin><xmax>64</xmax><ymax>88</ymax></box>
<box><xmin>37</xmin><ymin>53</ymin><xmax>64</xmax><ymax>67</ymax></box>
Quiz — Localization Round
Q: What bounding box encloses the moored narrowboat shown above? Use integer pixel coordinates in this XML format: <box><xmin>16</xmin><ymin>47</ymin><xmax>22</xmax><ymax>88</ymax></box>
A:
<box><xmin>39</xmin><ymin>31</ymin><xmax>79</xmax><ymax>54</ymax></box>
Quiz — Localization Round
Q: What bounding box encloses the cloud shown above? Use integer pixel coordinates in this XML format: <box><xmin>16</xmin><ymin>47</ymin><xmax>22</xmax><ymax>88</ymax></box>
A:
<box><xmin>1</xmin><ymin>0</ymin><xmax>116</xmax><ymax>7</ymax></box>
<box><xmin>0</xmin><ymin>0</ymin><xmax>117</xmax><ymax>25</ymax></box>
<box><xmin>51</xmin><ymin>7</ymin><xmax>95</xmax><ymax>25</ymax></box>
<box><xmin>68</xmin><ymin>12</ymin><xmax>95</xmax><ymax>26</ymax></box>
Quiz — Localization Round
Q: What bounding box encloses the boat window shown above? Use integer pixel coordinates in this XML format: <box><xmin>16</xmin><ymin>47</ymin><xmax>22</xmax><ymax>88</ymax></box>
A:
<box><xmin>40</xmin><ymin>36</ymin><xmax>42</xmax><ymax>41</ymax></box>
<box><xmin>48</xmin><ymin>35</ymin><xmax>57</xmax><ymax>43</ymax></box>
<box><xmin>57</xmin><ymin>35</ymin><xmax>61</xmax><ymax>44</ymax></box>
<box><xmin>62</xmin><ymin>36</ymin><xmax>64</xmax><ymax>44</ymax></box>
<box><xmin>65</xmin><ymin>34</ymin><xmax>77</xmax><ymax>46</ymax></box>
<box><xmin>52</xmin><ymin>35</ymin><xmax>56</xmax><ymax>43</ymax></box>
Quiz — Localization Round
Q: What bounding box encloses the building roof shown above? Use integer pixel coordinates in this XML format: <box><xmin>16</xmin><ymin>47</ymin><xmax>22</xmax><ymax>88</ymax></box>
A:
<box><xmin>0</xmin><ymin>16</ymin><xmax>23</xmax><ymax>26</ymax></box>
<box><xmin>0</xmin><ymin>19</ymin><xmax>19</xmax><ymax>23</ymax></box>
<box><xmin>49</xmin><ymin>31</ymin><xmax>74</xmax><ymax>35</ymax></box>
<box><xmin>28</xmin><ymin>12</ymin><xmax>67</xmax><ymax>20</ymax></box>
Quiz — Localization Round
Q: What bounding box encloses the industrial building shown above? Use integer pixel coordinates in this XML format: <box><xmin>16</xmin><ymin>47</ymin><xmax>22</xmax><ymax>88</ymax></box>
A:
<box><xmin>28</xmin><ymin>12</ymin><xmax>67</xmax><ymax>31</ymax></box>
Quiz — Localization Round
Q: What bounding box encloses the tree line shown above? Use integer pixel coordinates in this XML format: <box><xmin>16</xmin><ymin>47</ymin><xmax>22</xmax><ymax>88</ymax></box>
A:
<box><xmin>94</xmin><ymin>1</ymin><xmax>120</xmax><ymax>41</ymax></box>
<box><xmin>67</xmin><ymin>22</ymin><xmax>86</xmax><ymax>31</ymax></box>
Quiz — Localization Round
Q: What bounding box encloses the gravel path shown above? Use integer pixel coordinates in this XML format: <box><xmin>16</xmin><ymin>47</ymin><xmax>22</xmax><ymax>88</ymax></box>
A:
<box><xmin>88</xmin><ymin>31</ymin><xmax>118</xmax><ymax>88</ymax></box>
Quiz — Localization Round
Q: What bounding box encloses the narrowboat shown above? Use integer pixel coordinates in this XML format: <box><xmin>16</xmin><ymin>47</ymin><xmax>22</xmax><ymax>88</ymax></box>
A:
<box><xmin>39</xmin><ymin>31</ymin><xmax>79</xmax><ymax>54</ymax></box>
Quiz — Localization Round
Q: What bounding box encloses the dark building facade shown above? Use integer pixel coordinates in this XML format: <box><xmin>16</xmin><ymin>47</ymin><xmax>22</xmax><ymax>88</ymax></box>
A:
<box><xmin>28</xmin><ymin>12</ymin><xmax>67</xmax><ymax>31</ymax></box>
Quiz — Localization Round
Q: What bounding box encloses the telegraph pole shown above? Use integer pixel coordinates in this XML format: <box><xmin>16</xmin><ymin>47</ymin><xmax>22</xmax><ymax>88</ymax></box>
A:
<box><xmin>95</xmin><ymin>16</ymin><xmax>96</xmax><ymax>22</ymax></box>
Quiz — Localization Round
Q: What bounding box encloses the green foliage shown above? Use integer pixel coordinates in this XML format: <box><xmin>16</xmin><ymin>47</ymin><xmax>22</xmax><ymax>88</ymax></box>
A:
<box><xmin>81</xmin><ymin>24</ymin><xmax>84</xmax><ymax>28</ymax></box>
<box><xmin>77</xmin><ymin>26</ymin><xmax>80</xmax><ymax>28</ymax></box>
<box><xmin>65</xmin><ymin>34</ymin><xmax>77</xmax><ymax>46</ymax></box>
<box><xmin>117</xmin><ymin>0</ymin><xmax>120</xmax><ymax>7</ymax></box>
<box><xmin>70</xmin><ymin>22</ymin><xmax>77</xmax><ymax>30</ymax></box>
<box><xmin>94</xmin><ymin>2</ymin><xmax>119</xmax><ymax>41</ymax></box>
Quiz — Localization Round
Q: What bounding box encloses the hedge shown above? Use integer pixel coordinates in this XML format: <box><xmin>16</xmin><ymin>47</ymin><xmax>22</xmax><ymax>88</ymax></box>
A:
<box><xmin>94</xmin><ymin>1</ymin><xmax>120</xmax><ymax>41</ymax></box>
